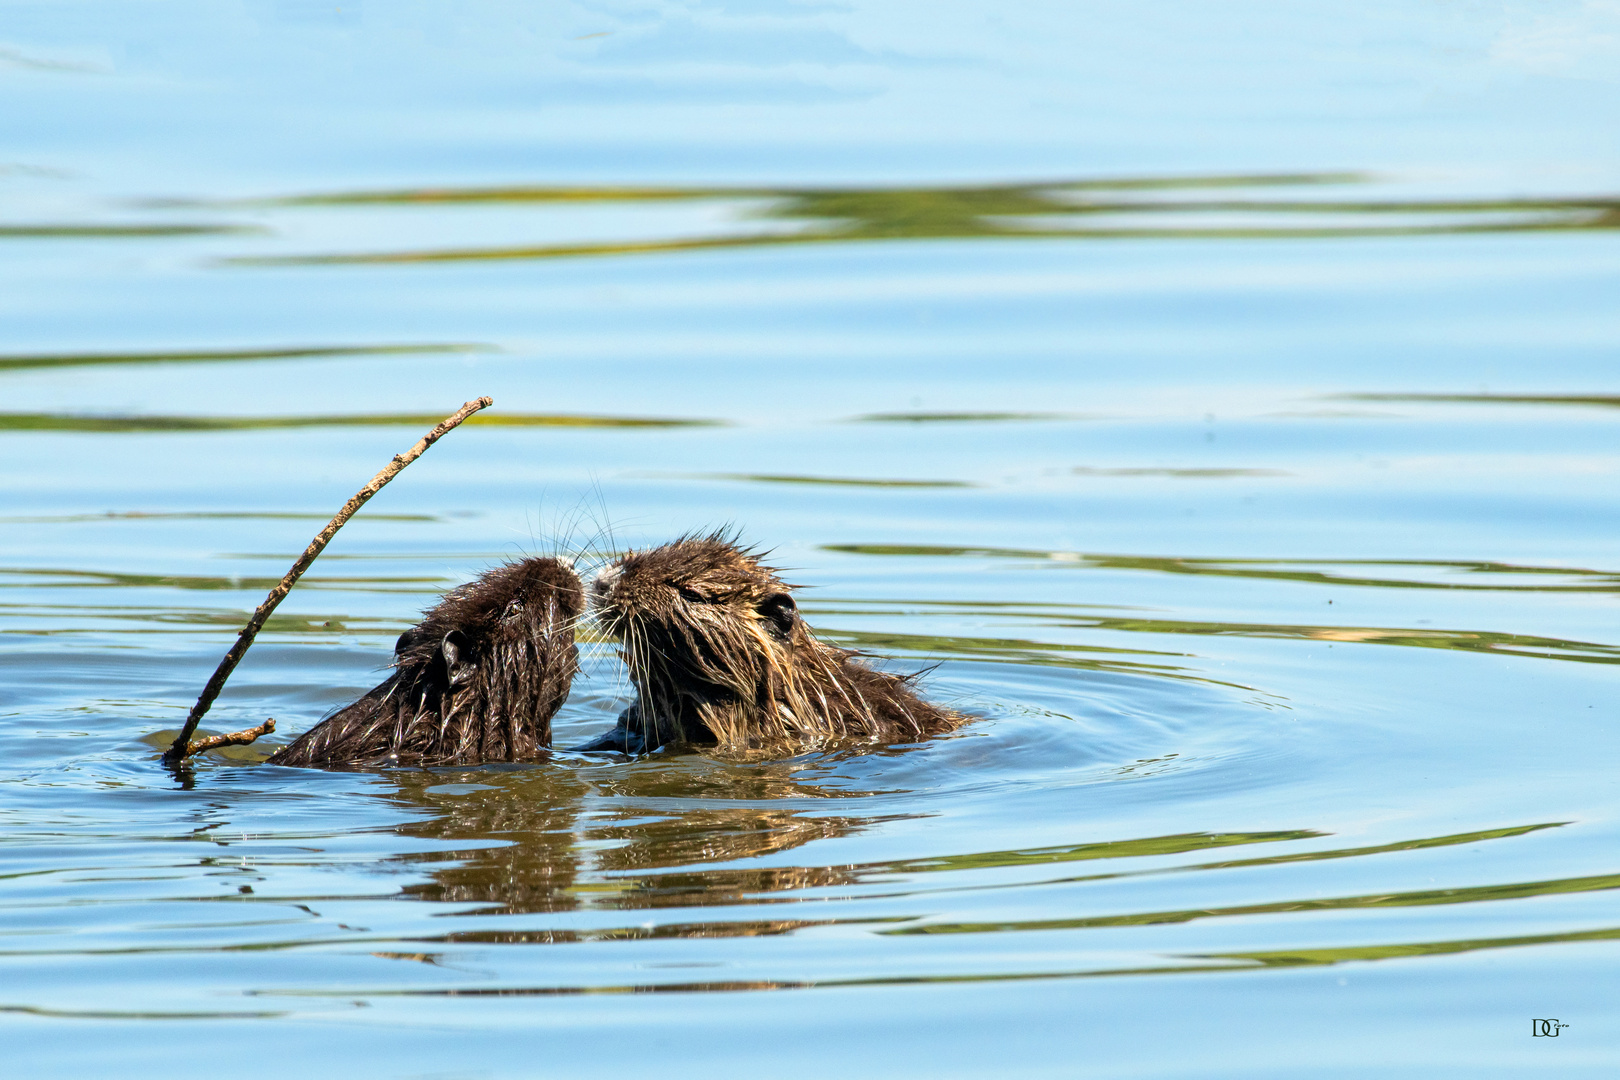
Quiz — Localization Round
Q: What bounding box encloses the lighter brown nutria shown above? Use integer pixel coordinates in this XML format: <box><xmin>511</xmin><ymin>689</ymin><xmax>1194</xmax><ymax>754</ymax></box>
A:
<box><xmin>572</xmin><ymin>532</ymin><xmax>962</xmax><ymax>755</ymax></box>
<box><xmin>268</xmin><ymin>557</ymin><xmax>584</xmax><ymax>768</ymax></box>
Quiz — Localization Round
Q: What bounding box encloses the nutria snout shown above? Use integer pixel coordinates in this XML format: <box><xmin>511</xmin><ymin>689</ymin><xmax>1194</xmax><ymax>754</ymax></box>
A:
<box><xmin>574</xmin><ymin>532</ymin><xmax>962</xmax><ymax>754</ymax></box>
<box><xmin>268</xmin><ymin>556</ymin><xmax>584</xmax><ymax>768</ymax></box>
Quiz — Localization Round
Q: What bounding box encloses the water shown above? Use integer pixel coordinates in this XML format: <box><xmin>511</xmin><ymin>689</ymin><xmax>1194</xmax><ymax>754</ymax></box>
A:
<box><xmin>4</xmin><ymin>3</ymin><xmax>1620</xmax><ymax>1075</ymax></box>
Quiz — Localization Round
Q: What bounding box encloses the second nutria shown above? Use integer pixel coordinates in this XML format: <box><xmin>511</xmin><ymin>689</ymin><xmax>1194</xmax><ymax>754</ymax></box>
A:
<box><xmin>573</xmin><ymin>532</ymin><xmax>962</xmax><ymax>754</ymax></box>
<box><xmin>268</xmin><ymin>557</ymin><xmax>584</xmax><ymax>768</ymax></box>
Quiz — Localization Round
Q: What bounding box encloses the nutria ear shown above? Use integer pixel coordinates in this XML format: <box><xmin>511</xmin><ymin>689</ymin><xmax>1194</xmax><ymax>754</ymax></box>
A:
<box><xmin>758</xmin><ymin>592</ymin><xmax>796</xmax><ymax>636</ymax></box>
<box><xmin>441</xmin><ymin>629</ymin><xmax>471</xmax><ymax>668</ymax></box>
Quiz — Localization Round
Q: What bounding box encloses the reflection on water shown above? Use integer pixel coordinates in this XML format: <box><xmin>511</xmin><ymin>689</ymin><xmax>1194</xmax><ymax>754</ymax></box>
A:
<box><xmin>852</xmin><ymin>411</ymin><xmax>1082</xmax><ymax>423</ymax></box>
<box><xmin>1343</xmin><ymin>392</ymin><xmax>1620</xmax><ymax>410</ymax></box>
<box><xmin>678</xmin><ymin>472</ymin><xmax>974</xmax><ymax>488</ymax></box>
<box><xmin>214</xmin><ymin>176</ymin><xmax>1620</xmax><ymax>265</ymax></box>
<box><xmin>0</xmin><ymin>565</ymin><xmax>450</xmax><ymax>593</ymax></box>
<box><xmin>0</xmin><ymin>343</ymin><xmax>489</xmax><ymax>373</ymax></box>
<box><xmin>389</xmin><ymin>771</ymin><xmax>589</xmax><ymax>917</ymax></box>
<box><xmin>896</xmin><ymin>863</ymin><xmax>1617</xmax><ymax>936</ymax></box>
<box><xmin>385</xmin><ymin>770</ymin><xmax>886</xmax><ymax>922</ymax></box>
<box><xmin>0</xmin><ymin>411</ymin><xmax>722</xmax><ymax>433</ymax></box>
<box><xmin>830</xmin><ymin>609</ymin><xmax>1620</xmax><ymax>667</ymax></box>
<box><xmin>177</xmin><ymin>760</ymin><xmax>1593</xmax><ymax>990</ymax></box>
<box><xmin>1071</xmin><ymin>466</ymin><xmax>1289</xmax><ymax>478</ymax></box>
<box><xmin>4</xmin><ymin>72</ymin><xmax>1620</xmax><ymax>1073</ymax></box>
<box><xmin>8</xmin><ymin>173</ymin><xmax>1618</xmax><ymax>271</ymax></box>
<box><xmin>1206</xmin><ymin>924</ymin><xmax>1620</xmax><ymax>971</ymax></box>
<box><xmin>0</xmin><ymin>223</ymin><xmax>260</xmax><ymax>238</ymax></box>
<box><xmin>824</xmin><ymin>545</ymin><xmax>1620</xmax><ymax>594</ymax></box>
<box><xmin>0</xmin><ymin>511</ymin><xmax>445</xmax><ymax>523</ymax></box>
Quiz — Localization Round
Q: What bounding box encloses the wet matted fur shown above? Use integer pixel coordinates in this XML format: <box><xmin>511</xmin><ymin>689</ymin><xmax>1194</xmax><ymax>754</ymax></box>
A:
<box><xmin>268</xmin><ymin>557</ymin><xmax>584</xmax><ymax>768</ymax></box>
<box><xmin>576</xmin><ymin>532</ymin><xmax>961</xmax><ymax>754</ymax></box>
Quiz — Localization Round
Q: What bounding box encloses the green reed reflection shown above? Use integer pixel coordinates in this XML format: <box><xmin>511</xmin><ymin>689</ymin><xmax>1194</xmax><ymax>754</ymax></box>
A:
<box><xmin>680</xmin><ymin>472</ymin><xmax>974</xmax><ymax>488</ymax></box>
<box><xmin>1341</xmin><ymin>392</ymin><xmax>1620</xmax><ymax>410</ymax></box>
<box><xmin>888</xmin><ymin>868</ymin><xmax>1620</xmax><ymax>936</ymax></box>
<box><xmin>874</xmin><ymin>822</ymin><xmax>1560</xmax><ymax>880</ymax></box>
<box><xmin>0</xmin><ymin>342</ymin><xmax>489</xmax><ymax>373</ymax></box>
<box><xmin>1203</xmin><ymin>924</ymin><xmax>1620</xmax><ymax>969</ymax></box>
<box><xmin>816</xmin><ymin>625</ymin><xmax>1242</xmax><ymax>687</ymax></box>
<box><xmin>590</xmin><ymin>818</ymin><xmax>1563</xmax><ymax>912</ymax></box>
<box><xmin>202</xmin><ymin>171</ymin><xmax>1367</xmax><ymax>208</ymax></box>
<box><xmin>211</xmin><ymin>172</ymin><xmax>1620</xmax><ymax>267</ymax></box>
<box><xmin>0</xmin><ymin>223</ymin><xmax>260</xmax><ymax>238</ymax></box>
<box><xmin>0</xmin><ymin>565</ymin><xmax>449</xmax><ymax>592</ymax></box>
<box><xmin>1141</xmin><ymin>821</ymin><xmax>1565</xmax><ymax>875</ymax></box>
<box><xmin>274</xmin><ymin>921</ymin><xmax>1620</xmax><ymax>995</ymax></box>
<box><xmin>815</xmin><ymin>610</ymin><xmax>1620</xmax><ymax>670</ymax></box>
<box><xmin>863</xmin><ymin>830</ymin><xmax>1325</xmax><ymax>873</ymax></box>
<box><xmin>0</xmin><ymin>411</ymin><xmax>722</xmax><ymax>432</ymax></box>
<box><xmin>1071</xmin><ymin>467</ymin><xmax>1289</xmax><ymax>478</ymax></box>
<box><xmin>2</xmin><ymin>605</ymin><xmax>412</xmax><ymax>636</ymax></box>
<box><xmin>917</xmin><ymin>823</ymin><xmax>1574</xmax><ymax>900</ymax></box>
<box><xmin>0</xmin><ymin>1004</ymin><xmax>288</xmax><ymax>1020</ymax></box>
<box><xmin>0</xmin><ymin>511</ymin><xmax>443</xmax><ymax>524</ymax></box>
<box><xmin>562</xmin><ymin>832</ymin><xmax>1328</xmax><ymax>919</ymax></box>
<box><xmin>824</xmin><ymin>544</ymin><xmax>1620</xmax><ymax>593</ymax></box>
<box><xmin>852</xmin><ymin>411</ymin><xmax>1081</xmax><ymax>423</ymax></box>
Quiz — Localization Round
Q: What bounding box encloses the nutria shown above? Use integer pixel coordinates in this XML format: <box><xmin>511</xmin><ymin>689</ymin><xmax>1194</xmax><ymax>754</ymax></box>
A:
<box><xmin>268</xmin><ymin>557</ymin><xmax>584</xmax><ymax>768</ymax></box>
<box><xmin>573</xmin><ymin>532</ymin><xmax>961</xmax><ymax>754</ymax></box>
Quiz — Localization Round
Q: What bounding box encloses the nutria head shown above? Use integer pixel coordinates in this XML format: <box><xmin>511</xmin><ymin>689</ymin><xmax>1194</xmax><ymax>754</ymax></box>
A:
<box><xmin>589</xmin><ymin>532</ymin><xmax>958</xmax><ymax>753</ymax></box>
<box><xmin>269</xmin><ymin>556</ymin><xmax>584</xmax><ymax>768</ymax></box>
<box><xmin>591</xmin><ymin>531</ymin><xmax>799</xmax><ymax>652</ymax></box>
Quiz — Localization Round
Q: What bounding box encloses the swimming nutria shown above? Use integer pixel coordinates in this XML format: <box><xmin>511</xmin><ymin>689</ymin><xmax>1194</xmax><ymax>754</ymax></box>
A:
<box><xmin>573</xmin><ymin>532</ymin><xmax>961</xmax><ymax>755</ymax></box>
<box><xmin>268</xmin><ymin>557</ymin><xmax>584</xmax><ymax>768</ymax></box>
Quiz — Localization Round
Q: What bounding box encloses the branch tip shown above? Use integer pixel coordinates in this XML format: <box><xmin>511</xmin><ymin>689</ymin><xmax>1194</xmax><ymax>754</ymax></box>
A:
<box><xmin>159</xmin><ymin>398</ymin><xmax>493</xmax><ymax>767</ymax></box>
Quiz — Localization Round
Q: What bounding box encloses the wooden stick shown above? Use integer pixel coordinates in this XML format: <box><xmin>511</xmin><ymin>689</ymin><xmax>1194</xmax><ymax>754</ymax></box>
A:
<box><xmin>175</xmin><ymin>718</ymin><xmax>278</xmax><ymax>758</ymax></box>
<box><xmin>162</xmin><ymin>397</ymin><xmax>493</xmax><ymax>766</ymax></box>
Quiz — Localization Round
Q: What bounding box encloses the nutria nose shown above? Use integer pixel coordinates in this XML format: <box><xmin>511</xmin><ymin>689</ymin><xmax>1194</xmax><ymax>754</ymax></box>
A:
<box><xmin>589</xmin><ymin>563</ymin><xmax>621</xmax><ymax>600</ymax></box>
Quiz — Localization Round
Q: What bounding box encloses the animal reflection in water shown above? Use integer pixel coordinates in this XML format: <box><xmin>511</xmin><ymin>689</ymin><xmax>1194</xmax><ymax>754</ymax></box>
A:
<box><xmin>385</xmin><ymin>770</ymin><xmax>880</xmax><ymax>934</ymax></box>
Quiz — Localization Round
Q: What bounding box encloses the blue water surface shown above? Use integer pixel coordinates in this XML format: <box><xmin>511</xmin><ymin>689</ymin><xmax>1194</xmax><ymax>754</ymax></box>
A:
<box><xmin>3</xmin><ymin>3</ymin><xmax>1619</xmax><ymax>1076</ymax></box>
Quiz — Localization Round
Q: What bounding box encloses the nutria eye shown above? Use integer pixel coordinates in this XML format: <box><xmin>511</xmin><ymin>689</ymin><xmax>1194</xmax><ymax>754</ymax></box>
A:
<box><xmin>758</xmin><ymin>592</ymin><xmax>796</xmax><ymax>636</ymax></box>
<box><xmin>504</xmin><ymin>599</ymin><xmax>524</xmax><ymax>619</ymax></box>
<box><xmin>678</xmin><ymin>585</ymin><xmax>705</xmax><ymax>603</ymax></box>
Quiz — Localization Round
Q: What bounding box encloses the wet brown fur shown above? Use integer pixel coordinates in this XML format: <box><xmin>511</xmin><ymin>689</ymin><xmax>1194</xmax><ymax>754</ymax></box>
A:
<box><xmin>268</xmin><ymin>557</ymin><xmax>584</xmax><ymax>768</ymax></box>
<box><xmin>585</xmin><ymin>532</ymin><xmax>962</xmax><ymax>753</ymax></box>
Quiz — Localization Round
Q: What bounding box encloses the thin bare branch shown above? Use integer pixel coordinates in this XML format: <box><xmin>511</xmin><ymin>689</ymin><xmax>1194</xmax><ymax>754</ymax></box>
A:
<box><xmin>177</xmin><ymin>718</ymin><xmax>278</xmax><ymax>758</ymax></box>
<box><xmin>162</xmin><ymin>397</ymin><xmax>493</xmax><ymax>766</ymax></box>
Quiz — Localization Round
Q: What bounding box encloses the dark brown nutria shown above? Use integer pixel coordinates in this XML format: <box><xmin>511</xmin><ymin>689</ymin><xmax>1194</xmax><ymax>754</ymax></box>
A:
<box><xmin>268</xmin><ymin>557</ymin><xmax>584</xmax><ymax>768</ymax></box>
<box><xmin>572</xmin><ymin>532</ymin><xmax>962</xmax><ymax>755</ymax></box>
